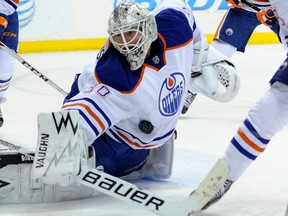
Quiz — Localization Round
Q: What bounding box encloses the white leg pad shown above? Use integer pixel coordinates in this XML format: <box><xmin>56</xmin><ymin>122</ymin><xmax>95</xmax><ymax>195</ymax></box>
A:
<box><xmin>0</xmin><ymin>150</ymin><xmax>97</xmax><ymax>204</ymax></box>
<box><xmin>32</xmin><ymin>110</ymin><xmax>88</xmax><ymax>186</ymax></box>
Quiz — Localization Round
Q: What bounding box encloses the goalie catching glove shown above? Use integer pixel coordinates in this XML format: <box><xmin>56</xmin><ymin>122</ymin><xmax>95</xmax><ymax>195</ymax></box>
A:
<box><xmin>32</xmin><ymin>110</ymin><xmax>90</xmax><ymax>186</ymax></box>
<box><xmin>190</xmin><ymin>35</ymin><xmax>240</xmax><ymax>102</ymax></box>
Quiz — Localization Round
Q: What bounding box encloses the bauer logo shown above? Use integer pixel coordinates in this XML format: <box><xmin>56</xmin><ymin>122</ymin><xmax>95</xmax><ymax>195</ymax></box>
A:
<box><xmin>17</xmin><ymin>0</ymin><xmax>35</xmax><ymax>28</ymax></box>
<box><xmin>159</xmin><ymin>73</ymin><xmax>184</xmax><ymax>117</ymax></box>
<box><xmin>113</xmin><ymin>0</ymin><xmax>229</xmax><ymax>11</ymax></box>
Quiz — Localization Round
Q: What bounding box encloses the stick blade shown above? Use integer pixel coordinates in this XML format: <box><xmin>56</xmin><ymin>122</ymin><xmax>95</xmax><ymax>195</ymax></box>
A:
<box><xmin>184</xmin><ymin>159</ymin><xmax>230</xmax><ymax>215</ymax></box>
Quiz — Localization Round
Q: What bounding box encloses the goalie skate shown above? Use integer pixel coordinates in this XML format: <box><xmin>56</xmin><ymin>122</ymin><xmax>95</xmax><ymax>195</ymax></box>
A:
<box><xmin>0</xmin><ymin>148</ymin><xmax>97</xmax><ymax>204</ymax></box>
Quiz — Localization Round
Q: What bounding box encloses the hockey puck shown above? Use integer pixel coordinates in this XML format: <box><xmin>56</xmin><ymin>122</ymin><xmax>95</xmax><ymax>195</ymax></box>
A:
<box><xmin>138</xmin><ymin>120</ymin><xmax>154</xmax><ymax>134</ymax></box>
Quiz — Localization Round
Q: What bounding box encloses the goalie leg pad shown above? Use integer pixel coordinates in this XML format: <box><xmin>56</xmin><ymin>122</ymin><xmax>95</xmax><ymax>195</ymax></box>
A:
<box><xmin>0</xmin><ymin>150</ymin><xmax>97</xmax><ymax>204</ymax></box>
<box><xmin>32</xmin><ymin>110</ymin><xmax>88</xmax><ymax>186</ymax></box>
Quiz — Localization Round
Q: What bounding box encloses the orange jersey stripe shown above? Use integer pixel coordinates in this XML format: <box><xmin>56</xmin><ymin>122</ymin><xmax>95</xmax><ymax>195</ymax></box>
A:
<box><xmin>237</xmin><ymin>128</ymin><xmax>265</xmax><ymax>153</ymax></box>
<box><xmin>62</xmin><ymin>103</ymin><xmax>106</xmax><ymax>132</ymax></box>
<box><xmin>157</xmin><ymin>33</ymin><xmax>167</xmax><ymax>65</ymax></box>
<box><xmin>214</xmin><ymin>10</ymin><xmax>229</xmax><ymax>40</ymax></box>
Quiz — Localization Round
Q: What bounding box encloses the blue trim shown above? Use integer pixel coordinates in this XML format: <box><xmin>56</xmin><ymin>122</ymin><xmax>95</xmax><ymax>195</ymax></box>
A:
<box><xmin>84</xmin><ymin>97</ymin><xmax>112</xmax><ymax>126</ymax></box>
<box><xmin>0</xmin><ymin>77</ymin><xmax>11</xmax><ymax>83</ymax></box>
<box><xmin>0</xmin><ymin>87</ymin><xmax>9</xmax><ymax>92</ymax></box>
<box><xmin>65</xmin><ymin>97</ymin><xmax>112</xmax><ymax>127</ymax></box>
<box><xmin>114</xmin><ymin>125</ymin><xmax>174</xmax><ymax>144</ymax></box>
<box><xmin>66</xmin><ymin>108</ymin><xmax>100</xmax><ymax>136</ymax></box>
<box><xmin>108</xmin><ymin>129</ymin><xmax>127</xmax><ymax>145</ymax></box>
<box><xmin>4</xmin><ymin>0</ymin><xmax>17</xmax><ymax>10</ymax></box>
<box><xmin>244</xmin><ymin>119</ymin><xmax>270</xmax><ymax>144</ymax></box>
<box><xmin>231</xmin><ymin>137</ymin><xmax>256</xmax><ymax>160</ymax></box>
<box><xmin>79</xmin><ymin>109</ymin><xmax>100</xmax><ymax>136</ymax></box>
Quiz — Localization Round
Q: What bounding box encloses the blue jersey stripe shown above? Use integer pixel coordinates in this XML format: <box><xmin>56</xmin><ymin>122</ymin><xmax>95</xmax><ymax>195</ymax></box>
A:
<box><xmin>231</xmin><ymin>137</ymin><xmax>257</xmax><ymax>160</ymax></box>
<box><xmin>4</xmin><ymin>0</ymin><xmax>17</xmax><ymax>10</ymax></box>
<box><xmin>78</xmin><ymin>109</ymin><xmax>100</xmax><ymax>136</ymax></box>
<box><xmin>114</xmin><ymin>125</ymin><xmax>174</xmax><ymax>144</ymax></box>
<box><xmin>65</xmin><ymin>97</ymin><xmax>112</xmax><ymax>127</ymax></box>
<box><xmin>244</xmin><ymin>118</ymin><xmax>270</xmax><ymax>144</ymax></box>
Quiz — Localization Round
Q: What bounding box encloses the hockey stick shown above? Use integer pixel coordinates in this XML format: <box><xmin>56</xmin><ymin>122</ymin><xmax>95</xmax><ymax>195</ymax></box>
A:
<box><xmin>241</xmin><ymin>0</ymin><xmax>261</xmax><ymax>12</ymax></box>
<box><xmin>0</xmin><ymin>41</ymin><xmax>68</xmax><ymax>96</ymax></box>
<box><xmin>0</xmin><ymin>137</ymin><xmax>229</xmax><ymax>216</ymax></box>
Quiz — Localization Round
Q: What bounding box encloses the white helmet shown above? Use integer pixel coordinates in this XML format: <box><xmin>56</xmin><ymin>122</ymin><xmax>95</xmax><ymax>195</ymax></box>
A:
<box><xmin>108</xmin><ymin>1</ymin><xmax>158</xmax><ymax>70</ymax></box>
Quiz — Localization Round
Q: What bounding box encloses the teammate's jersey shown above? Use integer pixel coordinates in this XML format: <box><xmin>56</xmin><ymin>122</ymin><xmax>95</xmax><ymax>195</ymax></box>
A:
<box><xmin>62</xmin><ymin>0</ymin><xmax>200</xmax><ymax>150</ymax></box>
<box><xmin>270</xmin><ymin>0</ymin><xmax>288</xmax><ymax>51</ymax></box>
<box><xmin>0</xmin><ymin>0</ymin><xmax>18</xmax><ymax>30</ymax></box>
<box><xmin>0</xmin><ymin>0</ymin><xmax>18</xmax><ymax>16</ymax></box>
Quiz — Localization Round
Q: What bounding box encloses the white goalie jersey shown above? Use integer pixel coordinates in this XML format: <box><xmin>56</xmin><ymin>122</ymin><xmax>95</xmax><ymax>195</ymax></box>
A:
<box><xmin>62</xmin><ymin>0</ymin><xmax>201</xmax><ymax>150</ymax></box>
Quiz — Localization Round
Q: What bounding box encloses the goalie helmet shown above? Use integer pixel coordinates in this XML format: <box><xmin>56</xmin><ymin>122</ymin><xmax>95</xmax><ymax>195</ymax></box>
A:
<box><xmin>108</xmin><ymin>1</ymin><xmax>158</xmax><ymax>70</ymax></box>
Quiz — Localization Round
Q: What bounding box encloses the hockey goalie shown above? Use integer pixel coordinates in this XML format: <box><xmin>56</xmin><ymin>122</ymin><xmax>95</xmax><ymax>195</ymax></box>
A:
<box><xmin>0</xmin><ymin>0</ymin><xmax>237</xmax><ymax>208</ymax></box>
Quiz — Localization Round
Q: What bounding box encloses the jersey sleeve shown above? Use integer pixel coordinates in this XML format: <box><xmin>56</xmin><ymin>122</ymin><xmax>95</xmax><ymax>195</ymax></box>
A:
<box><xmin>0</xmin><ymin>0</ymin><xmax>18</xmax><ymax>16</ymax></box>
<box><xmin>61</xmin><ymin>64</ymin><xmax>134</xmax><ymax>145</ymax></box>
<box><xmin>0</xmin><ymin>0</ymin><xmax>19</xmax><ymax>28</ymax></box>
<box><xmin>154</xmin><ymin>8</ymin><xmax>194</xmax><ymax>49</ymax></box>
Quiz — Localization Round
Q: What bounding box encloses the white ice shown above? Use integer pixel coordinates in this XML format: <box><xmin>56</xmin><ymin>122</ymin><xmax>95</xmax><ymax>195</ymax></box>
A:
<box><xmin>0</xmin><ymin>44</ymin><xmax>288</xmax><ymax>216</ymax></box>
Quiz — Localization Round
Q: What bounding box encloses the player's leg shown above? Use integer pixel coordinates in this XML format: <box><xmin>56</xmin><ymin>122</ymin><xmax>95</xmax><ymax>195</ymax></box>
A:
<box><xmin>203</xmin><ymin>57</ymin><xmax>288</xmax><ymax>210</ymax></box>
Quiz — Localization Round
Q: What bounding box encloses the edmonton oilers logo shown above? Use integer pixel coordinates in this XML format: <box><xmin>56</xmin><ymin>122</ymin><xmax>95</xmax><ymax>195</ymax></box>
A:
<box><xmin>159</xmin><ymin>73</ymin><xmax>184</xmax><ymax>116</ymax></box>
<box><xmin>17</xmin><ymin>0</ymin><xmax>35</xmax><ymax>28</ymax></box>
